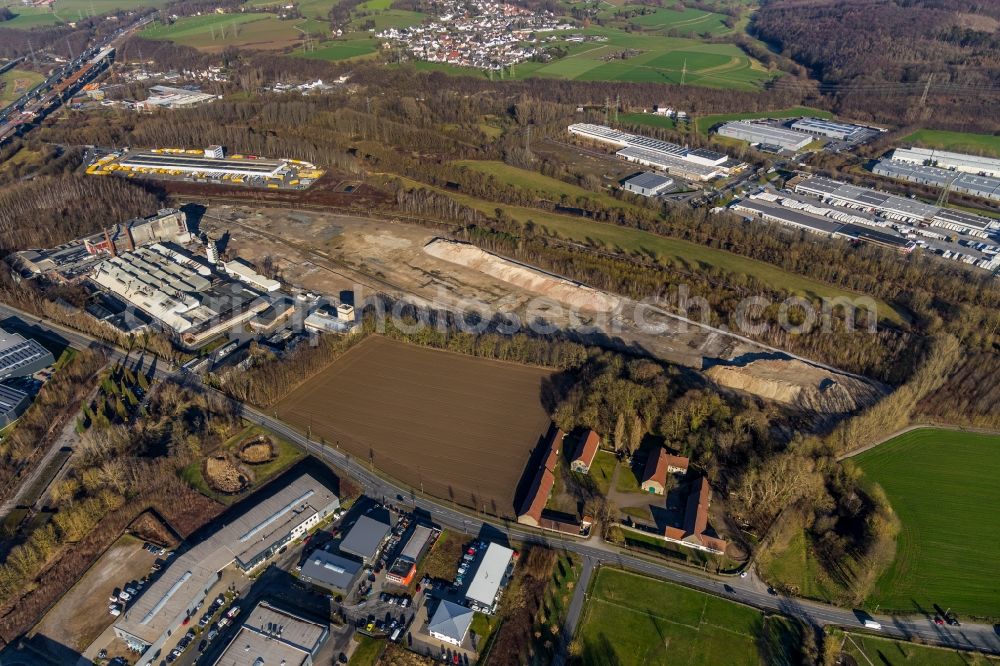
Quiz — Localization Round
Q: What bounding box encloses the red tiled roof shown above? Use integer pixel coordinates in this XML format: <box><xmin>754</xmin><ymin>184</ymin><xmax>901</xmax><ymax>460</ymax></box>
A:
<box><xmin>518</xmin><ymin>466</ymin><xmax>554</xmax><ymax>525</ymax></box>
<box><xmin>664</xmin><ymin>526</ymin><xmax>686</xmax><ymax>541</ymax></box>
<box><xmin>544</xmin><ymin>428</ymin><xmax>564</xmax><ymax>473</ymax></box>
<box><xmin>664</xmin><ymin>454</ymin><xmax>689</xmax><ymax>472</ymax></box>
<box><xmin>572</xmin><ymin>430</ymin><xmax>600</xmax><ymax>467</ymax></box>
<box><xmin>642</xmin><ymin>447</ymin><xmax>667</xmax><ymax>487</ymax></box>
<box><xmin>683</xmin><ymin>476</ymin><xmax>711</xmax><ymax>536</ymax></box>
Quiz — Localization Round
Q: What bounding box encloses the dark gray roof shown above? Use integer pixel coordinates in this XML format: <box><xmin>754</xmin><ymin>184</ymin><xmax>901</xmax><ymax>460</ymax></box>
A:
<box><xmin>339</xmin><ymin>515</ymin><xmax>390</xmax><ymax>560</ymax></box>
<box><xmin>689</xmin><ymin>148</ymin><xmax>725</xmax><ymax>161</ymax></box>
<box><xmin>300</xmin><ymin>550</ymin><xmax>362</xmax><ymax>590</ymax></box>
<box><xmin>625</xmin><ymin>172</ymin><xmax>672</xmax><ymax>190</ymax></box>
<box><xmin>0</xmin><ymin>329</ymin><xmax>55</xmax><ymax>380</ymax></box>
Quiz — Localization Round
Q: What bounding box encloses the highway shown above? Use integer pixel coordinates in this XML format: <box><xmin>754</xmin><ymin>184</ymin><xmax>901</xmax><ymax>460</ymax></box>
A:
<box><xmin>1</xmin><ymin>302</ymin><xmax>998</xmax><ymax>657</ymax></box>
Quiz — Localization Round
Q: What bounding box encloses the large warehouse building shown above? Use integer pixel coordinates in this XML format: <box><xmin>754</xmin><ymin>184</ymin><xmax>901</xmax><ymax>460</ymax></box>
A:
<box><xmin>114</xmin><ymin>474</ymin><xmax>339</xmax><ymax>663</ymax></box>
<box><xmin>873</xmin><ymin>159</ymin><xmax>1000</xmax><ymax>203</ymax></box>
<box><xmin>790</xmin><ymin>117</ymin><xmax>867</xmax><ymax>141</ymax></box>
<box><xmin>730</xmin><ymin>196</ymin><xmax>916</xmax><ymax>252</ymax></box>
<box><xmin>116</xmin><ymin>149</ymin><xmax>291</xmax><ymax>178</ymax></box>
<box><xmin>794</xmin><ymin>176</ymin><xmax>998</xmax><ymax>238</ymax></box>
<box><xmin>568</xmin><ymin>123</ymin><xmax>734</xmax><ymax>181</ymax></box>
<box><xmin>716</xmin><ymin>121</ymin><xmax>812</xmax><ymax>152</ymax></box>
<box><xmin>891</xmin><ymin>146</ymin><xmax>1000</xmax><ymax>178</ymax></box>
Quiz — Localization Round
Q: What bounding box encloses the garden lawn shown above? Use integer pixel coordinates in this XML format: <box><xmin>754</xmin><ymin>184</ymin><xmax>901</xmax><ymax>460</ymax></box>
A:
<box><xmin>576</xmin><ymin>568</ymin><xmax>770</xmax><ymax>665</ymax></box>
<box><xmin>854</xmin><ymin>428</ymin><xmax>1000</xmax><ymax>618</ymax></box>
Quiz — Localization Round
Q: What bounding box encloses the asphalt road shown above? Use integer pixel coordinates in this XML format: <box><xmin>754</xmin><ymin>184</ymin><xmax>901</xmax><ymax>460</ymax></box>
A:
<box><xmin>2</xmin><ymin>302</ymin><xmax>999</xmax><ymax>657</ymax></box>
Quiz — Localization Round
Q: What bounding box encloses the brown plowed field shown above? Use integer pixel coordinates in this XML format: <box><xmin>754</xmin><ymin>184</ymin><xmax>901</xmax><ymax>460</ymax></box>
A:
<box><xmin>275</xmin><ymin>336</ymin><xmax>555</xmax><ymax>517</ymax></box>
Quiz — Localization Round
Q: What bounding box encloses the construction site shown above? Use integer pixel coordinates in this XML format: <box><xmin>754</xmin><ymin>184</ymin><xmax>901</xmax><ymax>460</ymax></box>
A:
<box><xmin>198</xmin><ymin>205</ymin><xmax>886</xmax><ymax>417</ymax></box>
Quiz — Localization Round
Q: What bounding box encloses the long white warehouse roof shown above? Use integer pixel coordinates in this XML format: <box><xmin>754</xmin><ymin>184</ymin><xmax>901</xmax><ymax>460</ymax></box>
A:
<box><xmin>466</xmin><ymin>542</ymin><xmax>513</xmax><ymax>608</ymax></box>
<box><xmin>891</xmin><ymin>146</ymin><xmax>1000</xmax><ymax>178</ymax></box>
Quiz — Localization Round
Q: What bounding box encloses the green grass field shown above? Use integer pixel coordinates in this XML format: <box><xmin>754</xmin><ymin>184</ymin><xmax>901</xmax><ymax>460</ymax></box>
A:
<box><xmin>389</xmin><ymin>175</ymin><xmax>902</xmax><ymax>324</ymax></box>
<box><xmin>0</xmin><ymin>0</ymin><xmax>168</xmax><ymax>28</ymax></box>
<box><xmin>453</xmin><ymin>159</ymin><xmax>633</xmax><ymax>209</ymax></box>
<box><xmin>620</xmin><ymin>111</ymin><xmax>677</xmax><ymax>131</ymax></box>
<box><xmin>576</xmin><ymin>568</ymin><xmax>794</xmax><ymax>665</ymax></box>
<box><xmin>758</xmin><ymin>528</ymin><xmax>852</xmax><ymax>603</ymax></box>
<box><xmin>296</xmin><ymin>34</ymin><xmax>378</xmax><ymax>61</ymax></box>
<box><xmin>141</xmin><ymin>13</ymin><xmax>310</xmax><ymax>51</ymax></box>
<box><xmin>622</xmin><ymin>6</ymin><xmax>728</xmax><ymax>34</ymax></box>
<box><xmin>696</xmin><ymin>106</ymin><xmax>833</xmax><ymax>135</ymax></box>
<box><xmin>838</xmin><ymin>631</ymin><xmax>1000</xmax><ymax>666</ymax></box>
<box><xmin>854</xmin><ymin>429</ymin><xmax>1000</xmax><ymax>618</ymax></box>
<box><xmin>0</xmin><ymin>69</ymin><xmax>44</xmax><ymax>105</ymax></box>
<box><xmin>902</xmin><ymin>129</ymin><xmax>1000</xmax><ymax>159</ymax></box>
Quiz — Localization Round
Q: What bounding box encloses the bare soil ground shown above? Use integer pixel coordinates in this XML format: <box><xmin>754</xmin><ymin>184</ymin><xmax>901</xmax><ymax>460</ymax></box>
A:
<box><xmin>239</xmin><ymin>438</ymin><xmax>275</xmax><ymax>463</ymax></box>
<box><xmin>200</xmin><ymin>205</ymin><xmax>884</xmax><ymax>415</ymax></box>
<box><xmin>205</xmin><ymin>456</ymin><xmax>251</xmax><ymax>493</ymax></box>
<box><xmin>275</xmin><ymin>335</ymin><xmax>554</xmax><ymax>517</ymax></box>
<box><xmin>30</xmin><ymin>534</ymin><xmax>156</xmax><ymax>653</ymax></box>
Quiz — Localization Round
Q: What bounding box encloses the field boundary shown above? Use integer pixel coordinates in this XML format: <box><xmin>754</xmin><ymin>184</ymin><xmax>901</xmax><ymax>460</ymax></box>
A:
<box><xmin>838</xmin><ymin>422</ymin><xmax>1000</xmax><ymax>460</ymax></box>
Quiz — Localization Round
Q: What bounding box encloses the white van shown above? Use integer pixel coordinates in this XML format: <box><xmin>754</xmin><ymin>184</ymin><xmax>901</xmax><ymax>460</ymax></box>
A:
<box><xmin>390</xmin><ymin>628</ymin><xmax>402</xmax><ymax>642</ymax></box>
<box><xmin>863</xmin><ymin>619</ymin><xmax>882</xmax><ymax>630</ymax></box>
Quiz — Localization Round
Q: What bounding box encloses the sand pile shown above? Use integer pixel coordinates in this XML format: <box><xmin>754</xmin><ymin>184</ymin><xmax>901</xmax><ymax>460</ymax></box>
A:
<box><xmin>424</xmin><ymin>239</ymin><xmax>622</xmax><ymax>313</ymax></box>
<box><xmin>707</xmin><ymin>358</ymin><xmax>885</xmax><ymax>414</ymax></box>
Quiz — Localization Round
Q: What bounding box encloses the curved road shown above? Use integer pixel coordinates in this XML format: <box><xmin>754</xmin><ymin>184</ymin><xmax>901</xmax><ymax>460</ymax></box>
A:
<box><xmin>2</xmin><ymin>303</ymin><xmax>998</xmax><ymax>656</ymax></box>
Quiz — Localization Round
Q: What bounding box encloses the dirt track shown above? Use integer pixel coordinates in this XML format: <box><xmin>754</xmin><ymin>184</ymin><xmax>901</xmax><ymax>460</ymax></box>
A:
<box><xmin>275</xmin><ymin>336</ymin><xmax>555</xmax><ymax>517</ymax></box>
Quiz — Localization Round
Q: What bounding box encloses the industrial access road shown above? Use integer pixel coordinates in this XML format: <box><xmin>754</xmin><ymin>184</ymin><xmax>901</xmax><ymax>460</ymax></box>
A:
<box><xmin>2</xmin><ymin>302</ymin><xmax>999</xmax><ymax>658</ymax></box>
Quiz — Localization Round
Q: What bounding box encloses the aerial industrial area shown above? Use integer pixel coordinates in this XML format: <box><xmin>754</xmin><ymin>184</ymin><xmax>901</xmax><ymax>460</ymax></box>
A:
<box><xmin>1</xmin><ymin>2</ymin><xmax>999</xmax><ymax>666</ymax></box>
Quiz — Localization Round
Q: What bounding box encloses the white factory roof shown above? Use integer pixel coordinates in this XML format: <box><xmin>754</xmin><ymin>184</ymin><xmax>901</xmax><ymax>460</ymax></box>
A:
<box><xmin>223</xmin><ymin>259</ymin><xmax>281</xmax><ymax>292</ymax></box>
<box><xmin>717</xmin><ymin>121</ymin><xmax>812</xmax><ymax>150</ymax></box>
<box><xmin>114</xmin><ymin>474</ymin><xmax>338</xmax><ymax>648</ymax></box>
<box><xmin>891</xmin><ymin>146</ymin><xmax>1000</xmax><ymax>177</ymax></box>
<box><xmin>790</xmin><ymin>117</ymin><xmax>865</xmax><ymax>138</ymax></box>
<box><xmin>616</xmin><ymin>146</ymin><xmax>721</xmax><ymax>179</ymax></box>
<box><xmin>466</xmin><ymin>542</ymin><xmax>514</xmax><ymax>608</ymax></box>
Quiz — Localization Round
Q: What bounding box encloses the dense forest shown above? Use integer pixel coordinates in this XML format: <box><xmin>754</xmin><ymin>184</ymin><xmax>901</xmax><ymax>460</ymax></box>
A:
<box><xmin>752</xmin><ymin>0</ymin><xmax>1000</xmax><ymax>132</ymax></box>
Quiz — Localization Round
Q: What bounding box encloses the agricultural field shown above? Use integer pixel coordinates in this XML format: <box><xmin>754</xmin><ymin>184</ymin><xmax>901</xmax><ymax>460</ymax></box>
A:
<box><xmin>853</xmin><ymin>429</ymin><xmax>1000</xmax><ymax>618</ymax></box>
<box><xmin>613</xmin><ymin>6</ymin><xmax>730</xmax><ymax>34</ymax></box>
<box><xmin>275</xmin><ymin>335</ymin><xmax>555</xmax><ymax>516</ymax></box>
<box><xmin>0</xmin><ymin>69</ymin><xmax>44</xmax><ymax>105</ymax></box>
<box><xmin>837</xmin><ymin>631</ymin><xmax>1000</xmax><ymax>666</ymax></box>
<box><xmin>901</xmin><ymin>129</ymin><xmax>1000</xmax><ymax>159</ymax></box>
<box><xmin>0</xmin><ymin>0</ymin><xmax>168</xmax><ymax>27</ymax></box>
<box><xmin>295</xmin><ymin>34</ymin><xmax>378</xmax><ymax>61</ymax></box>
<box><xmin>524</xmin><ymin>29</ymin><xmax>772</xmax><ymax>90</ymax></box>
<box><xmin>387</xmin><ymin>176</ymin><xmax>903</xmax><ymax>325</ymax></box>
<box><xmin>695</xmin><ymin>106</ymin><xmax>833</xmax><ymax>135</ymax></box>
<box><xmin>140</xmin><ymin>13</ymin><xmax>315</xmax><ymax>52</ymax></box>
<box><xmin>575</xmin><ymin>568</ymin><xmax>799</xmax><ymax>665</ymax></box>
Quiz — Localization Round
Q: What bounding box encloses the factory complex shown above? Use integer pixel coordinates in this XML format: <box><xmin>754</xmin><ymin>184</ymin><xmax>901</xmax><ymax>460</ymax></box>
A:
<box><xmin>873</xmin><ymin>159</ymin><xmax>1000</xmax><ymax>203</ymax></box>
<box><xmin>113</xmin><ymin>473</ymin><xmax>340</xmax><ymax>662</ymax></box>
<box><xmin>794</xmin><ymin>176</ymin><xmax>999</xmax><ymax>239</ymax></box>
<box><xmin>12</xmin><ymin>206</ymin><xmax>358</xmax><ymax>349</ymax></box>
<box><xmin>568</xmin><ymin>123</ymin><xmax>744</xmax><ymax>181</ymax></box>
<box><xmin>717</xmin><ymin>121</ymin><xmax>812</xmax><ymax>152</ymax></box>
<box><xmin>715</xmin><ymin>116</ymin><xmax>879</xmax><ymax>152</ymax></box>
<box><xmin>139</xmin><ymin>84</ymin><xmax>220</xmax><ymax>110</ymax></box>
<box><xmin>890</xmin><ymin>146</ymin><xmax>1000</xmax><ymax>178</ymax></box>
<box><xmin>87</xmin><ymin>145</ymin><xmax>323</xmax><ymax>190</ymax></box>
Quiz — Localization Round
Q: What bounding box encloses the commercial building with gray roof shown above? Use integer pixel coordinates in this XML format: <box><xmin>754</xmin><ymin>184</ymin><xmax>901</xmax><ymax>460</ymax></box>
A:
<box><xmin>338</xmin><ymin>515</ymin><xmax>391</xmax><ymax>563</ymax></box>
<box><xmin>300</xmin><ymin>550</ymin><xmax>362</xmax><ymax>591</ymax></box>
<box><xmin>0</xmin><ymin>383</ymin><xmax>31</xmax><ymax>427</ymax></box>
<box><xmin>623</xmin><ymin>172</ymin><xmax>674</xmax><ymax>197</ymax></box>
<box><xmin>427</xmin><ymin>600</ymin><xmax>474</xmax><ymax>647</ymax></box>
<box><xmin>891</xmin><ymin>147</ymin><xmax>1000</xmax><ymax>178</ymax></box>
<box><xmin>790</xmin><ymin>117</ymin><xmax>867</xmax><ymax>141</ymax></box>
<box><xmin>113</xmin><ymin>474</ymin><xmax>339</xmax><ymax>662</ymax></box>
<box><xmin>212</xmin><ymin>601</ymin><xmax>328</xmax><ymax>666</ymax></box>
